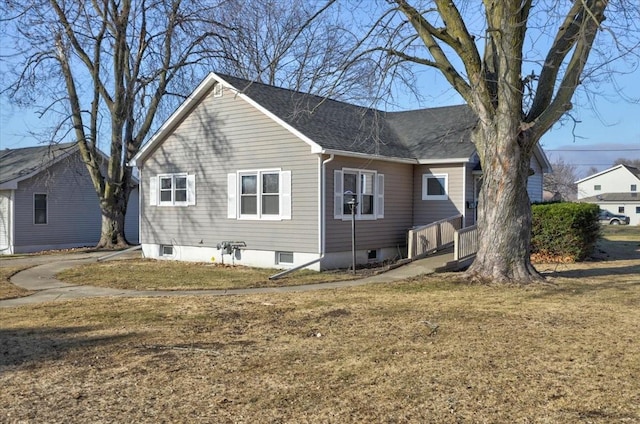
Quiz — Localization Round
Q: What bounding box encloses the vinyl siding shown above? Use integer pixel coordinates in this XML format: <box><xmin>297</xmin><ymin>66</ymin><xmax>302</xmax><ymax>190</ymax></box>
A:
<box><xmin>413</xmin><ymin>164</ymin><xmax>465</xmax><ymax>226</ymax></box>
<box><xmin>324</xmin><ymin>157</ymin><xmax>413</xmax><ymax>253</ymax></box>
<box><xmin>527</xmin><ymin>156</ymin><xmax>543</xmax><ymax>202</ymax></box>
<box><xmin>125</xmin><ymin>186</ymin><xmax>140</xmax><ymax>244</ymax></box>
<box><xmin>577</xmin><ymin>167</ymin><xmax>640</xmax><ymax>199</ymax></box>
<box><xmin>12</xmin><ymin>152</ymin><xmax>102</xmax><ymax>251</ymax></box>
<box><xmin>140</xmin><ymin>85</ymin><xmax>319</xmax><ymax>253</ymax></box>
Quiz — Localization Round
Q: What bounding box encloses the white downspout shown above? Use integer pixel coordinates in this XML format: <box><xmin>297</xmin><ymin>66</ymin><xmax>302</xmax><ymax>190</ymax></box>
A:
<box><xmin>319</xmin><ymin>154</ymin><xmax>335</xmax><ymax>262</ymax></box>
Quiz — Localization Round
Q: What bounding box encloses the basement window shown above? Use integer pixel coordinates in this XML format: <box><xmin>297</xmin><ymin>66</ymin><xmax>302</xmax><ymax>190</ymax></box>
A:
<box><xmin>160</xmin><ymin>245</ymin><xmax>174</xmax><ymax>256</ymax></box>
<box><xmin>276</xmin><ymin>251</ymin><xmax>294</xmax><ymax>265</ymax></box>
<box><xmin>368</xmin><ymin>249</ymin><xmax>378</xmax><ymax>261</ymax></box>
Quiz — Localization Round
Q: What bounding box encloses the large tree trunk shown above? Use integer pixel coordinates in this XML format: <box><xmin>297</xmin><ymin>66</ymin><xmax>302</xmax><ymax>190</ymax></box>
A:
<box><xmin>465</xmin><ymin>125</ymin><xmax>543</xmax><ymax>284</ymax></box>
<box><xmin>96</xmin><ymin>187</ymin><xmax>129</xmax><ymax>249</ymax></box>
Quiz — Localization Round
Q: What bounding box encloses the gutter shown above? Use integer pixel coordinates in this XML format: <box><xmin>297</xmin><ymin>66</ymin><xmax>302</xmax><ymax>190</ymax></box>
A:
<box><xmin>271</xmin><ymin>154</ymin><xmax>334</xmax><ymax>280</ymax></box>
<box><xmin>320</xmin><ymin>154</ymin><xmax>335</xmax><ymax>258</ymax></box>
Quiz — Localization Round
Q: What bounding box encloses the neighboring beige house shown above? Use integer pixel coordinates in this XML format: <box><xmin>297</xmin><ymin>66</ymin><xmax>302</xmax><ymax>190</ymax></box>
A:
<box><xmin>576</xmin><ymin>164</ymin><xmax>640</xmax><ymax>225</ymax></box>
<box><xmin>0</xmin><ymin>143</ymin><xmax>139</xmax><ymax>254</ymax></box>
<box><xmin>130</xmin><ymin>72</ymin><xmax>551</xmax><ymax>270</ymax></box>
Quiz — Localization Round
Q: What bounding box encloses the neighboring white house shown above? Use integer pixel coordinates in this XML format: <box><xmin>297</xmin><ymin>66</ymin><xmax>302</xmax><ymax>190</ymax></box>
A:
<box><xmin>575</xmin><ymin>164</ymin><xmax>640</xmax><ymax>225</ymax></box>
<box><xmin>0</xmin><ymin>143</ymin><xmax>139</xmax><ymax>254</ymax></box>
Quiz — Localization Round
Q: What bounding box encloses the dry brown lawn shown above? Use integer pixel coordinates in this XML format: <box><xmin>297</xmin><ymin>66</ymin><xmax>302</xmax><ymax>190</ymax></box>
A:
<box><xmin>0</xmin><ymin>265</ymin><xmax>33</xmax><ymax>300</ymax></box>
<box><xmin>56</xmin><ymin>259</ymin><xmax>360</xmax><ymax>290</ymax></box>
<box><xmin>1</xmin><ymin>229</ymin><xmax>639</xmax><ymax>423</ymax></box>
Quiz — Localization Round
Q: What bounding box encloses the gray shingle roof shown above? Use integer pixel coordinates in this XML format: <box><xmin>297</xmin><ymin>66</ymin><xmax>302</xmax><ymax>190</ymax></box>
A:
<box><xmin>219</xmin><ymin>74</ymin><xmax>477</xmax><ymax>161</ymax></box>
<box><xmin>579</xmin><ymin>193</ymin><xmax>640</xmax><ymax>202</ymax></box>
<box><xmin>0</xmin><ymin>142</ymin><xmax>77</xmax><ymax>185</ymax></box>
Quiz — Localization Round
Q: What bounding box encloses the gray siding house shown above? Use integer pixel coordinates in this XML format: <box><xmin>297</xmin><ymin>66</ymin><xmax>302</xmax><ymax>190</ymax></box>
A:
<box><xmin>0</xmin><ymin>143</ymin><xmax>139</xmax><ymax>254</ymax></box>
<box><xmin>130</xmin><ymin>73</ymin><xmax>550</xmax><ymax>270</ymax></box>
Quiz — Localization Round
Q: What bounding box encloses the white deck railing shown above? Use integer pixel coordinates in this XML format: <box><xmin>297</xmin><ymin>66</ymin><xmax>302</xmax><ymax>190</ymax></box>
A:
<box><xmin>407</xmin><ymin>214</ymin><xmax>463</xmax><ymax>259</ymax></box>
<box><xmin>454</xmin><ymin>225</ymin><xmax>478</xmax><ymax>261</ymax></box>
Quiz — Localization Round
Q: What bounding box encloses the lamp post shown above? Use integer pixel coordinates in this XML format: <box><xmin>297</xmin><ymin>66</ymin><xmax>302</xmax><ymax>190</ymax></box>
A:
<box><xmin>346</xmin><ymin>194</ymin><xmax>358</xmax><ymax>275</ymax></box>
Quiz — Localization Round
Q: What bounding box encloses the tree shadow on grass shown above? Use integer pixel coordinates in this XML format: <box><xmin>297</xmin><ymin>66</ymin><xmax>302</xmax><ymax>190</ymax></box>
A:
<box><xmin>0</xmin><ymin>326</ymin><xmax>133</xmax><ymax>367</ymax></box>
<box><xmin>542</xmin><ymin>262</ymin><xmax>640</xmax><ymax>279</ymax></box>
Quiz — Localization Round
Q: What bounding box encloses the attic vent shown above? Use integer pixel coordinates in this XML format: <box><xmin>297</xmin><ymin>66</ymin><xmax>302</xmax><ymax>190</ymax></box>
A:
<box><xmin>213</xmin><ymin>83</ymin><xmax>223</xmax><ymax>98</ymax></box>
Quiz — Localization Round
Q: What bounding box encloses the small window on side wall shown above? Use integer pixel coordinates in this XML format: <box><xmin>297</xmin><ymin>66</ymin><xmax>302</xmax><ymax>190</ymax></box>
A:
<box><xmin>631</xmin><ymin>184</ymin><xmax>637</xmax><ymax>192</ymax></box>
<box><xmin>422</xmin><ymin>174</ymin><xmax>448</xmax><ymax>200</ymax></box>
<box><xmin>34</xmin><ymin>193</ymin><xmax>47</xmax><ymax>224</ymax></box>
<box><xmin>276</xmin><ymin>251</ymin><xmax>294</xmax><ymax>265</ymax></box>
<box><xmin>618</xmin><ymin>206</ymin><xmax>625</xmax><ymax>214</ymax></box>
<box><xmin>160</xmin><ymin>245</ymin><xmax>174</xmax><ymax>256</ymax></box>
<box><xmin>594</xmin><ymin>184</ymin><xmax>601</xmax><ymax>191</ymax></box>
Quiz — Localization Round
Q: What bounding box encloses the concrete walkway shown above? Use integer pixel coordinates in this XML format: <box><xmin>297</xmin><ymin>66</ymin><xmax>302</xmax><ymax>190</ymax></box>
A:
<box><xmin>0</xmin><ymin>250</ymin><xmax>455</xmax><ymax>308</ymax></box>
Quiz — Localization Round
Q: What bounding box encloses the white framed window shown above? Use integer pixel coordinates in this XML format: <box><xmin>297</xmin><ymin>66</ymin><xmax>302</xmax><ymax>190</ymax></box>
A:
<box><xmin>334</xmin><ymin>169</ymin><xmax>384</xmax><ymax>220</ymax></box>
<box><xmin>631</xmin><ymin>184</ymin><xmax>637</xmax><ymax>192</ymax></box>
<box><xmin>619</xmin><ymin>206</ymin><xmax>625</xmax><ymax>214</ymax></box>
<box><xmin>34</xmin><ymin>193</ymin><xmax>47</xmax><ymax>225</ymax></box>
<box><xmin>227</xmin><ymin>169</ymin><xmax>291</xmax><ymax>220</ymax></box>
<box><xmin>422</xmin><ymin>174</ymin><xmax>448</xmax><ymax>200</ymax></box>
<box><xmin>149</xmin><ymin>173</ymin><xmax>196</xmax><ymax>206</ymax></box>
<box><xmin>594</xmin><ymin>184</ymin><xmax>601</xmax><ymax>191</ymax></box>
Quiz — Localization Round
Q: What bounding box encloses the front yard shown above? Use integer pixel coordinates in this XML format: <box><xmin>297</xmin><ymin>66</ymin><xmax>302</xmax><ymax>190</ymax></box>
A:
<box><xmin>1</xmin><ymin>227</ymin><xmax>639</xmax><ymax>422</ymax></box>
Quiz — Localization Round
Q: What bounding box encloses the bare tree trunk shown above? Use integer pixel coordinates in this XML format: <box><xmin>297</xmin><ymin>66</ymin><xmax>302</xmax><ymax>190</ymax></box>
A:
<box><xmin>466</xmin><ymin>127</ymin><xmax>542</xmax><ymax>284</ymax></box>
<box><xmin>96</xmin><ymin>178</ymin><xmax>130</xmax><ymax>249</ymax></box>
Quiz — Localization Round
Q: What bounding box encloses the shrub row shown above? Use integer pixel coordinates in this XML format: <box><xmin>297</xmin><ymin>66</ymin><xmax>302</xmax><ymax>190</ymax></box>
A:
<box><xmin>531</xmin><ymin>202</ymin><xmax>600</xmax><ymax>262</ymax></box>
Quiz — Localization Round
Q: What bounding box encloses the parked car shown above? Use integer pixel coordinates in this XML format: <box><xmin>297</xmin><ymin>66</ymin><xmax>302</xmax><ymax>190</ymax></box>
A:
<box><xmin>598</xmin><ymin>210</ymin><xmax>630</xmax><ymax>225</ymax></box>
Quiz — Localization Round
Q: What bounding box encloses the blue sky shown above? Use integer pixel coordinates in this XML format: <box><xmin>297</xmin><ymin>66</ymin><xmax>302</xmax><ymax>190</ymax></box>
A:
<box><xmin>1</xmin><ymin>65</ymin><xmax>638</xmax><ymax>179</ymax></box>
<box><xmin>1</xmin><ymin>9</ymin><xmax>638</xmax><ymax>180</ymax></box>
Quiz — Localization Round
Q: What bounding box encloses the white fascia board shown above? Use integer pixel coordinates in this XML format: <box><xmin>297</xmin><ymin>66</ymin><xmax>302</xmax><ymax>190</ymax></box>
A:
<box><xmin>314</xmin><ymin>148</ymin><xmax>417</xmax><ymax>164</ymax></box>
<box><xmin>129</xmin><ymin>73</ymin><xmax>219</xmax><ymax>167</ymax></box>
<box><xmin>534</xmin><ymin>144</ymin><xmax>552</xmax><ymax>173</ymax></box>
<box><xmin>574</xmin><ymin>164</ymin><xmax>624</xmax><ymax>184</ymax></box>
<box><xmin>0</xmin><ymin>182</ymin><xmax>18</xmax><ymax>190</ymax></box>
<box><xmin>417</xmin><ymin>157</ymin><xmax>471</xmax><ymax>165</ymax></box>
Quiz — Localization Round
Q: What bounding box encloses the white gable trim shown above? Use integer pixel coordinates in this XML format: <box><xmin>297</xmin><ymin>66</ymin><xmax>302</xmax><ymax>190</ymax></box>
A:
<box><xmin>533</xmin><ymin>144</ymin><xmax>552</xmax><ymax>174</ymax></box>
<box><xmin>130</xmin><ymin>72</ymin><xmax>325</xmax><ymax>167</ymax></box>
<box><xmin>130</xmin><ymin>74</ymin><xmax>220</xmax><ymax>167</ymax></box>
<box><xmin>417</xmin><ymin>157</ymin><xmax>471</xmax><ymax>165</ymax></box>
<box><xmin>575</xmin><ymin>164</ymin><xmax>639</xmax><ymax>184</ymax></box>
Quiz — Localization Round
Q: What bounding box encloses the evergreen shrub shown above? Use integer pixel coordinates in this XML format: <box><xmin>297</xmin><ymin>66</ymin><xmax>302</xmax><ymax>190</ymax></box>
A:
<box><xmin>531</xmin><ymin>202</ymin><xmax>600</xmax><ymax>262</ymax></box>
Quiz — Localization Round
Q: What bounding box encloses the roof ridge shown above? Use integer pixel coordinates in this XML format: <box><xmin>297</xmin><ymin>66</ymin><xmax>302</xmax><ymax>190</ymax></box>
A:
<box><xmin>215</xmin><ymin>72</ymin><xmax>387</xmax><ymax>114</ymax></box>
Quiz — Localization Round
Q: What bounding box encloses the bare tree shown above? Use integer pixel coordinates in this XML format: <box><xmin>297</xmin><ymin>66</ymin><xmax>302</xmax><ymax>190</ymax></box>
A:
<box><xmin>544</xmin><ymin>159</ymin><xmax>578</xmax><ymax>201</ymax></box>
<box><xmin>613</xmin><ymin>158</ymin><xmax>640</xmax><ymax>169</ymax></box>
<box><xmin>354</xmin><ymin>0</ymin><xmax>639</xmax><ymax>283</ymax></box>
<box><xmin>214</xmin><ymin>0</ymin><xmax>375</xmax><ymax>101</ymax></box>
<box><xmin>1</xmin><ymin>0</ymin><xmax>226</xmax><ymax>248</ymax></box>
